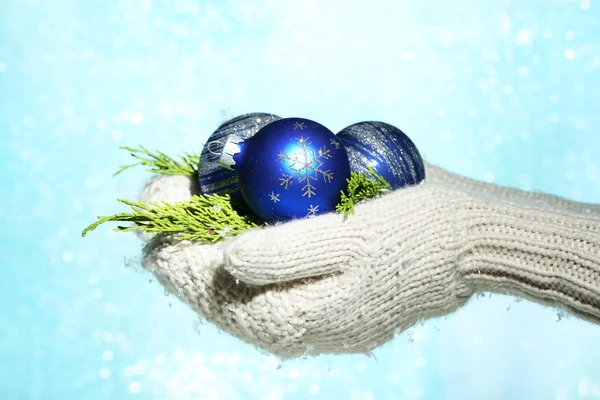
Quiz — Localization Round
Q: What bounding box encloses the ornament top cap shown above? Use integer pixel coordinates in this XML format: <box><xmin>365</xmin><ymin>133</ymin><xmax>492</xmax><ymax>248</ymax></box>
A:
<box><xmin>218</xmin><ymin>134</ymin><xmax>244</xmax><ymax>170</ymax></box>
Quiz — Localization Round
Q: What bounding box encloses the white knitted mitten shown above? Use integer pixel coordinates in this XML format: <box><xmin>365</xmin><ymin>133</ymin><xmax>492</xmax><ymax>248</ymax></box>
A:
<box><xmin>140</xmin><ymin>163</ymin><xmax>600</xmax><ymax>358</ymax></box>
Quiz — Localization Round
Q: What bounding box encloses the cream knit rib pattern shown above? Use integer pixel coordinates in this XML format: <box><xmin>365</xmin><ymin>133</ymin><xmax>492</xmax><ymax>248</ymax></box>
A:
<box><xmin>425</xmin><ymin>162</ymin><xmax>600</xmax><ymax>216</ymax></box>
<box><xmin>140</xmin><ymin>165</ymin><xmax>600</xmax><ymax>358</ymax></box>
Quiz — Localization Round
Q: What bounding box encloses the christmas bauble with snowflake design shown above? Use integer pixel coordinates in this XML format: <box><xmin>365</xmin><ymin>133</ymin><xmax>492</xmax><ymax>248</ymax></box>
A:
<box><xmin>219</xmin><ymin>117</ymin><xmax>351</xmax><ymax>222</ymax></box>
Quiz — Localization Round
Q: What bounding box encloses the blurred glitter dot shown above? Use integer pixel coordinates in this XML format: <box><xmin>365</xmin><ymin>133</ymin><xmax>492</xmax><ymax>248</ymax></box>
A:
<box><xmin>130</xmin><ymin>112</ymin><xmax>144</xmax><ymax>125</ymax></box>
<box><xmin>355</xmin><ymin>361</ymin><xmax>367</xmax><ymax>372</ymax></box>
<box><xmin>415</xmin><ymin>356</ymin><xmax>427</xmax><ymax>368</ymax></box>
<box><xmin>287</xmin><ymin>382</ymin><xmax>298</xmax><ymax>394</ymax></box>
<box><xmin>228</xmin><ymin>367</ymin><xmax>238</xmax><ymax>379</ymax></box>
<box><xmin>565</xmin><ymin>49</ymin><xmax>575</xmax><ymax>59</ymax></box>
<box><xmin>389</xmin><ymin>373</ymin><xmax>400</xmax><ymax>383</ymax></box>
<box><xmin>72</xmin><ymin>201</ymin><xmax>83</xmax><ymax>212</ymax></box>
<box><xmin>580</xmin><ymin>0</ymin><xmax>591</xmax><ymax>10</ymax></box>
<box><xmin>484</xmin><ymin>172</ymin><xmax>495</xmax><ymax>183</ymax></box>
<box><xmin>564</xmin><ymin>170</ymin><xmax>576</xmax><ymax>181</ymax></box>
<box><xmin>517</xmin><ymin>66</ymin><xmax>529</xmax><ymax>76</ymax></box>
<box><xmin>193</xmin><ymin>353</ymin><xmax>205</xmax><ymax>364</ymax></box>
<box><xmin>565</xmin><ymin>30</ymin><xmax>576</xmax><ymax>41</ymax></box>
<box><xmin>0</xmin><ymin>61</ymin><xmax>5</xmax><ymax>71</ymax></box>
<box><xmin>129</xmin><ymin>381</ymin><xmax>141</xmax><ymax>394</ymax></box>
<box><xmin>363</xmin><ymin>392</ymin><xmax>374</xmax><ymax>400</ymax></box>
<box><xmin>88</xmin><ymin>274</ymin><xmax>99</xmax><ymax>284</ymax></box>
<box><xmin>514</xmin><ymin>28</ymin><xmax>533</xmax><ymax>45</ymax></box>
<box><xmin>99</xmin><ymin>368</ymin><xmax>111</xmax><ymax>379</ymax></box>
<box><xmin>102</xmin><ymin>350</ymin><xmax>114</xmax><ymax>361</ymax></box>
<box><xmin>493</xmin><ymin>134</ymin><xmax>504</xmax><ymax>145</ymax></box>
<box><xmin>288</xmin><ymin>369</ymin><xmax>299</xmax><ymax>380</ymax></box>
<box><xmin>308</xmin><ymin>384</ymin><xmax>320</xmax><ymax>395</ymax></box>
<box><xmin>574</xmin><ymin>119</ymin><xmax>587</xmax><ymax>131</ymax></box>
<box><xmin>62</xmin><ymin>252</ymin><xmax>74</xmax><ymax>263</ymax></box>
<box><xmin>104</xmin><ymin>302</ymin><xmax>116</xmax><ymax>313</ymax></box>
<box><xmin>578</xmin><ymin>378</ymin><xmax>590</xmax><ymax>396</ymax></box>
<box><xmin>19</xmin><ymin>149</ymin><xmax>31</xmax><ymax>161</ymax></box>
<box><xmin>23</xmin><ymin>116</ymin><xmax>35</xmax><ymax>127</ymax></box>
<box><xmin>115</xmin><ymin>332</ymin><xmax>127</xmax><ymax>343</ymax></box>
<box><xmin>92</xmin><ymin>288</ymin><xmax>103</xmax><ymax>299</ymax></box>
<box><xmin>174</xmin><ymin>348</ymin><xmax>186</xmax><ymax>360</ymax></box>
<box><xmin>92</xmin><ymin>330</ymin><xmax>102</xmax><ymax>341</ymax></box>
<box><xmin>242</xmin><ymin>371</ymin><xmax>253</xmax><ymax>382</ymax></box>
<box><xmin>549</xmin><ymin>93</ymin><xmax>561</xmax><ymax>103</ymax></box>
<box><xmin>103</xmin><ymin>332</ymin><xmax>115</xmax><ymax>343</ymax></box>
<box><xmin>228</xmin><ymin>352</ymin><xmax>240</xmax><ymax>366</ymax></box>
<box><xmin>165</xmin><ymin>378</ymin><xmax>179</xmax><ymax>389</ymax></box>
<box><xmin>176</xmin><ymin>102</ymin><xmax>187</xmax><ymax>113</ymax></box>
<box><xmin>112</xmin><ymin>130</ymin><xmax>122</xmax><ymax>141</ymax></box>
<box><xmin>154</xmin><ymin>354</ymin><xmax>166</xmax><ymax>365</ymax></box>
<box><xmin>211</xmin><ymin>352</ymin><xmax>225</xmax><ymax>365</ymax></box>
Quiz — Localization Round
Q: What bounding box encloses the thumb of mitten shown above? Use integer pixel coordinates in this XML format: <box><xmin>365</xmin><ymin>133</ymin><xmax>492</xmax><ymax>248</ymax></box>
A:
<box><xmin>224</xmin><ymin>211</ymin><xmax>371</xmax><ymax>286</ymax></box>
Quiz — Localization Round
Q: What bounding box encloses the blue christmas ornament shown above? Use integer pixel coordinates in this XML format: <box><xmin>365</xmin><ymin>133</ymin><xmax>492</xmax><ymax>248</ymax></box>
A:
<box><xmin>198</xmin><ymin>113</ymin><xmax>281</xmax><ymax>200</ymax></box>
<box><xmin>336</xmin><ymin>121</ymin><xmax>425</xmax><ymax>189</ymax></box>
<box><xmin>220</xmin><ymin>117</ymin><xmax>351</xmax><ymax>222</ymax></box>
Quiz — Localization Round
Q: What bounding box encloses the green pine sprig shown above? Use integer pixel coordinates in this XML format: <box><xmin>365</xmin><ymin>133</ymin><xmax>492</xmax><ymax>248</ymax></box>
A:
<box><xmin>83</xmin><ymin>147</ymin><xmax>392</xmax><ymax>242</ymax></box>
<box><xmin>82</xmin><ymin>194</ymin><xmax>259</xmax><ymax>242</ymax></box>
<box><xmin>335</xmin><ymin>166</ymin><xmax>392</xmax><ymax>217</ymax></box>
<box><xmin>114</xmin><ymin>145</ymin><xmax>199</xmax><ymax>177</ymax></box>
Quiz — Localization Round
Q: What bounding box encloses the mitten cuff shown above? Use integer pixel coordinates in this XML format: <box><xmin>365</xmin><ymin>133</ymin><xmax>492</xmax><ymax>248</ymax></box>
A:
<box><xmin>456</xmin><ymin>196</ymin><xmax>600</xmax><ymax>323</ymax></box>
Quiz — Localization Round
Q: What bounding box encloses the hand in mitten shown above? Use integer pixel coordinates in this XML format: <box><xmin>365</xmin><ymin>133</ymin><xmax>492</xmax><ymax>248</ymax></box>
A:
<box><xmin>140</xmin><ymin>163</ymin><xmax>600</xmax><ymax>359</ymax></box>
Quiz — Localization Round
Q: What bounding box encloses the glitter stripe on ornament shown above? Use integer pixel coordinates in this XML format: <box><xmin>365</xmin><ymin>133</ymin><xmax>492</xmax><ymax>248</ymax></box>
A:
<box><xmin>198</xmin><ymin>113</ymin><xmax>280</xmax><ymax>198</ymax></box>
<box><xmin>336</xmin><ymin>121</ymin><xmax>425</xmax><ymax>189</ymax></box>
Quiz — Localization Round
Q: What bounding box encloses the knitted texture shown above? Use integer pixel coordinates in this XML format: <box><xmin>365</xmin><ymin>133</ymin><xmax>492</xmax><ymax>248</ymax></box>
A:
<box><xmin>139</xmin><ymin>164</ymin><xmax>600</xmax><ymax>358</ymax></box>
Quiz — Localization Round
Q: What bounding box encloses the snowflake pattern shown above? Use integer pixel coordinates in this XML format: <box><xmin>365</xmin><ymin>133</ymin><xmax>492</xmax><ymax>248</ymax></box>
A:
<box><xmin>277</xmin><ymin>136</ymin><xmax>334</xmax><ymax>198</ymax></box>
<box><xmin>269</xmin><ymin>191</ymin><xmax>280</xmax><ymax>203</ymax></box>
<box><xmin>330</xmin><ymin>138</ymin><xmax>341</xmax><ymax>150</ymax></box>
<box><xmin>307</xmin><ymin>204</ymin><xmax>319</xmax><ymax>216</ymax></box>
<box><xmin>293</xmin><ymin>121</ymin><xmax>306</xmax><ymax>130</ymax></box>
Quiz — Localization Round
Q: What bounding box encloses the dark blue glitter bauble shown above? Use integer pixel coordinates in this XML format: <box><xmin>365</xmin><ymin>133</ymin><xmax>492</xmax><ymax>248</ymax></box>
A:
<box><xmin>198</xmin><ymin>113</ymin><xmax>281</xmax><ymax>199</ymax></box>
<box><xmin>336</xmin><ymin>121</ymin><xmax>425</xmax><ymax>189</ymax></box>
<box><xmin>220</xmin><ymin>117</ymin><xmax>351</xmax><ymax>222</ymax></box>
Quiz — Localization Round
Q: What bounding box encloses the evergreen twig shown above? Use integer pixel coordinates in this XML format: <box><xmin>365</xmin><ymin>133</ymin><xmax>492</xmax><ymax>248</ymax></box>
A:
<box><xmin>84</xmin><ymin>148</ymin><xmax>392</xmax><ymax>242</ymax></box>
<box><xmin>114</xmin><ymin>145</ymin><xmax>199</xmax><ymax>177</ymax></box>
<box><xmin>335</xmin><ymin>166</ymin><xmax>392</xmax><ymax>217</ymax></box>
<box><xmin>82</xmin><ymin>194</ymin><xmax>260</xmax><ymax>242</ymax></box>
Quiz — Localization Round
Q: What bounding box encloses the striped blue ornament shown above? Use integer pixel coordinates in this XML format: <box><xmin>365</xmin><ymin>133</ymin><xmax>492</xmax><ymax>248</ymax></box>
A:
<box><xmin>198</xmin><ymin>113</ymin><xmax>280</xmax><ymax>200</ymax></box>
<box><xmin>336</xmin><ymin>121</ymin><xmax>425</xmax><ymax>189</ymax></box>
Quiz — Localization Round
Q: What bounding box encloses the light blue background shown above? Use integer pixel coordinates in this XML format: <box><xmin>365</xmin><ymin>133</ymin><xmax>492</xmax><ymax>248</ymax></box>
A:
<box><xmin>1</xmin><ymin>0</ymin><xmax>600</xmax><ymax>399</ymax></box>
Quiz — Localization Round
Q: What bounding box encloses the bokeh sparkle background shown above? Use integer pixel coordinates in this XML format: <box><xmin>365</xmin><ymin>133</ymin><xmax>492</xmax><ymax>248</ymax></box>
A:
<box><xmin>1</xmin><ymin>0</ymin><xmax>599</xmax><ymax>399</ymax></box>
